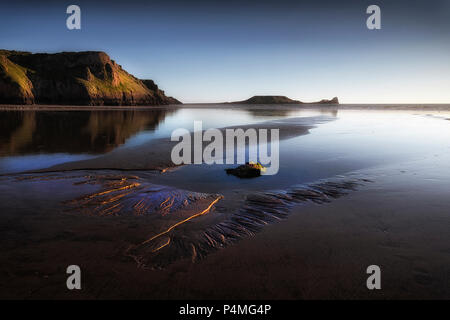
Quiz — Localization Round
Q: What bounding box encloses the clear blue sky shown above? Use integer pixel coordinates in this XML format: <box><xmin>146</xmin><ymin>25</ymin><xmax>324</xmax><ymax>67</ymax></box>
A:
<box><xmin>1</xmin><ymin>0</ymin><xmax>449</xmax><ymax>103</ymax></box>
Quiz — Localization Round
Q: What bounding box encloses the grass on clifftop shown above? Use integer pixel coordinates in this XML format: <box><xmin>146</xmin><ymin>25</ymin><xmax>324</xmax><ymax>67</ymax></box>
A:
<box><xmin>0</xmin><ymin>54</ymin><xmax>33</xmax><ymax>96</ymax></box>
<box><xmin>78</xmin><ymin>68</ymin><xmax>152</xmax><ymax>98</ymax></box>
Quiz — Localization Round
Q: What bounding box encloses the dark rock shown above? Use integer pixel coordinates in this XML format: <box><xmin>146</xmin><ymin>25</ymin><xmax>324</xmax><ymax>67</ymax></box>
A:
<box><xmin>233</xmin><ymin>95</ymin><xmax>302</xmax><ymax>104</ymax></box>
<box><xmin>225</xmin><ymin>162</ymin><xmax>265</xmax><ymax>178</ymax></box>
<box><xmin>230</xmin><ymin>95</ymin><xmax>339</xmax><ymax>105</ymax></box>
<box><xmin>316</xmin><ymin>96</ymin><xmax>339</xmax><ymax>104</ymax></box>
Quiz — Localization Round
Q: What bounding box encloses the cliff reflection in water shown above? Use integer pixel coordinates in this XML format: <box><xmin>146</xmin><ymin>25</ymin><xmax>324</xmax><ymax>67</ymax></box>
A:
<box><xmin>0</xmin><ymin>109</ymin><xmax>171</xmax><ymax>156</ymax></box>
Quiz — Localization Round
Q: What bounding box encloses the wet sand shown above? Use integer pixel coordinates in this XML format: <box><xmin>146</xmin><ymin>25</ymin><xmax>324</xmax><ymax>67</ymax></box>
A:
<box><xmin>40</xmin><ymin>116</ymin><xmax>327</xmax><ymax>172</ymax></box>
<box><xmin>1</xmin><ymin>108</ymin><xmax>450</xmax><ymax>299</ymax></box>
<box><xmin>1</xmin><ymin>157</ymin><xmax>449</xmax><ymax>299</ymax></box>
<box><xmin>184</xmin><ymin>159</ymin><xmax>450</xmax><ymax>299</ymax></box>
<box><xmin>188</xmin><ymin>158</ymin><xmax>450</xmax><ymax>299</ymax></box>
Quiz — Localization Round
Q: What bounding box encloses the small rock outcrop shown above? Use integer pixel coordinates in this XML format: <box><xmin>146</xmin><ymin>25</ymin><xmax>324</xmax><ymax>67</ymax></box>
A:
<box><xmin>225</xmin><ymin>162</ymin><xmax>266</xmax><ymax>178</ymax></box>
<box><xmin>316</xmin><ymin>97</ymin><xmax>339</xmax><ymax>104</ymax></box>
<box><xmin>0</xmin><ymin>49</ymin><xmax>181</xmax><ymax>106</ymax></box>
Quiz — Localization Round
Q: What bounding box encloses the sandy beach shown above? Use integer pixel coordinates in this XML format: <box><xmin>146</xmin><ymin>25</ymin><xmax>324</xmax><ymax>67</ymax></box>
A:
<box><xmin>1</xmin><ymin>156</ymin><xmax>449</xmax><ymax>299</ymax></box>
<box><xmin>2</xmin><ymin>0</ymin><xmax>450</xmax><ymax>305</ymax></box>
<box><xmin>1</xmin><ymin>105</ymin><xmax>450</xmax><ymax>299</ymax></box>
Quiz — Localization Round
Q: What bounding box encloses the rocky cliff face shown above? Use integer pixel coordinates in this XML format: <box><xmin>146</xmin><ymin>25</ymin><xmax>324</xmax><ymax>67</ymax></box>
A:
<box><xmin>316</xmin><ymin>97</ymin><xmax>339</xmax><ymax>104</ymax></box>
<box><xmin>0</xmin><ymin>50</ymin><xmax>181</xmax><ymax>106</ymax></box>
<box><xmin>232</xmin><ymin>95</ymin><xmax>339</xmax><ymax>105</ymax></box>
<box><xmin>235</xmin><ymin>96</ymin><xmax>301</xmax><ymax>104</ymax></box>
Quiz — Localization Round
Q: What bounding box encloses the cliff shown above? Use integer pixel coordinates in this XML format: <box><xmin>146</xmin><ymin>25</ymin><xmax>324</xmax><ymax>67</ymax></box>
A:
<box><xmin>314</xmin><ymin>97</ymin><xmax>339</xmax><ymax>104</ymax></box>
<box><xmin>0</xmin><ymin>50</ymin><xmax>181</xmax><ymax>106</ymax></box>
<box><xmin>232</xmin><ymin>95</ymin><xmax>339</xmax><ymax>105</ymax></box>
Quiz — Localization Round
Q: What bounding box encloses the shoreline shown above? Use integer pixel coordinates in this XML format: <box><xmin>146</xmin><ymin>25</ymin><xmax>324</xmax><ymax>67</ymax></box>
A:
<box><xmin>1</xmin><ymin>103</ymin><xmax>450</xmax><ymax>112</ymax></box>
<box><xmin>0</xmin><ymin>104</ymin><xmax>183</xmax><ymax>111</ymax></box>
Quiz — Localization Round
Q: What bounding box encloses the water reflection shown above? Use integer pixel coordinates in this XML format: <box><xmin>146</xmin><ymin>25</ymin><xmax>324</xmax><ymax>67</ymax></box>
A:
<box><xmin>242</xmin><ymin>106</ymin><xmax>338</xmax><ymax>118</ymax></box>
<box><xmin>0</xmin><ymin>109</ymin><xmax>171</xmax><ymax>156</ymax></box>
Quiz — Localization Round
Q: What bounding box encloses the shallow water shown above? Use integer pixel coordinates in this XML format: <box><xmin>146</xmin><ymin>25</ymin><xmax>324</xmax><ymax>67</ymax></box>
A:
<box><xmin>2</xmin><ymin>104</ymin><xmax>450</xmax><ymax>287</ymax></box>
<box><xmin>1</xmin><ymin>105</ymin><xmax>450</xmax><ymax>185</ymax></box>
<box><xmin>144</xmin><ymin>108</ymin><xmax>450</xmax><ymax>193</ymax></box>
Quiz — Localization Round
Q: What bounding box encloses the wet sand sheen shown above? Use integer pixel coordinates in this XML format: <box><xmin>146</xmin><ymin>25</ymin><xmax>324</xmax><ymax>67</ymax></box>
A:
<box><xmin>40</xmin><ymin>116</ymin><xmax>330</xmax><ymax>172</ymax></box>
<box><xmin>1</xmin><ymin>106</ymin><xmax>450</xmax><ymax>298</ymax></box>
<box><xmin>182</xmin><ymin>158</ymin><xmax>450</xmax><ymax>299</ymax></box>
<box><xmin>0</xmin><ymin>170</ymin><xmax>366</xmax><ymax>271</ymax></box>
<box><xmin>1</xmin><ymin>157</ymin><xmax>449</xmax><ymax>299</ymax></box>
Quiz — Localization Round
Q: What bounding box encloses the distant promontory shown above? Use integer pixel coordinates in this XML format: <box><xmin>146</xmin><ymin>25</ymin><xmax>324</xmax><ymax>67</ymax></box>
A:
<box><xmin>0</xmin><ymin>50</ymin><xmax>181</xmax><ymax>106</ymax></box>
<box><xmin>230</xmin><ymin>95</ymin><xmax>339</xmax><ymax>105</ymax></box>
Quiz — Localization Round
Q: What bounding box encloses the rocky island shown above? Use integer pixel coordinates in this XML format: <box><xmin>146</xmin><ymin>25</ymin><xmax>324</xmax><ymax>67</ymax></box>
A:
<box><xmin>231</xmin><ymin>95</ymin><xmax>339</xmax><ymax>105</ymax></box>
<box><xmin>0</xmin><ymin>50</ymin><xmax>181</xmax><ymax>106</ymax></box>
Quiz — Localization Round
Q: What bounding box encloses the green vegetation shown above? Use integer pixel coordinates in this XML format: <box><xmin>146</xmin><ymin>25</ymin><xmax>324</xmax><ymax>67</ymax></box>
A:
<box><xmin>0</xmin><ymin>54</ymin><xmax>33</xmax><ymax>96</ymax></box>
<box><xmin>0</xmin><ymin>49</ymin><xmax>179</xmax><ymax>105</ymax></box>
<box><xmin>77</xmin><ymin>67</ymin><xmax>152</xmax><ymax>97</ymax></box>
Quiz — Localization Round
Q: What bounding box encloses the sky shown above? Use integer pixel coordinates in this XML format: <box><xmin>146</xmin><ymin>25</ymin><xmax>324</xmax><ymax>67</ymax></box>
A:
<box><xmin>0</xmin><ymin>0</ymin><xmax>449</xmax><ymax>103</ymax></box>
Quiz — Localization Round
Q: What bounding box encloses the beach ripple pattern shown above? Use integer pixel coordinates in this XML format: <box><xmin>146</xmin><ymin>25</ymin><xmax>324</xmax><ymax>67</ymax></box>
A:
<box><xmin>130</xmin><ymin>178</ymin><xmax>371</xmax><ymax>269</ymax></box>
<box><xmin>8</xmin><ymin>172</ymin><xmax>370</xmax><ymax>269</ymax></box>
